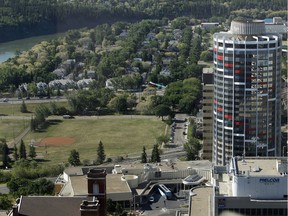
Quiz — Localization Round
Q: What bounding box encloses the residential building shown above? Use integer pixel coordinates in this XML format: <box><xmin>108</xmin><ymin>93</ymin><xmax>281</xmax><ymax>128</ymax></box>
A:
<box><xmin>202</xmin><ymin>68</ymin><xmax>214</xmax><ymax>160</ymax></box>
<box><xmin>201</xmin><ymin>23</ymin><xmax>220</xmax><ymax>30</ymax></box>
<box><xmin>213</xmin><ymin>20</ymin><xmax>282</xmax><ymax>165</ymax></box>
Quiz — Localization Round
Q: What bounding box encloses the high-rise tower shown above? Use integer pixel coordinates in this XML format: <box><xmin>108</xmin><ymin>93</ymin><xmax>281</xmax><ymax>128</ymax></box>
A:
<box><xmin>202</xmin><ymin>68</ymin><xmax>214</xmax><ymax>160</ymax></box>
<box><xmin>213</xmin><ymin>20</ymin><xmax>282</xmax><ymax>165</ymax></box>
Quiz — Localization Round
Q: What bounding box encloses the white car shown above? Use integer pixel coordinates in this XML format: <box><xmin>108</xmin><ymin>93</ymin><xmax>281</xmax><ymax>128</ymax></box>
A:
<box><xmin>2</xmin><ymin>98</ymin><xmax>8</xmax><ymax>102</ymax></box>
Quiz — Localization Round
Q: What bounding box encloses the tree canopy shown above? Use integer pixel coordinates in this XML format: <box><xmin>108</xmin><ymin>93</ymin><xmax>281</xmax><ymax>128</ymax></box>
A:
<box><xmin>0</xmin><ymin>0</ymin><xmax>286</xmax><ymax>44</ymax></box>
<box><xmin>68</xmin><ymin>149</ymin><xmax>81</xmax><ymax>166</ymax></box>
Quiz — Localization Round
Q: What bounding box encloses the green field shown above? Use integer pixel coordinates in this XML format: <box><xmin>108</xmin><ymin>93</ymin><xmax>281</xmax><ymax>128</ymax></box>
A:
<box><xmin>0</xmin><ymin>118</ymin><xmax>30</xmax><ymax>141</ymax></box>
<box><xmin>0</xmin><ymin>101</ymin><xmax>69</xmax><ymax>116</ymax></box>
<box><xmin>25</xmin><ymin>117</ymin><xmax>166</xmax><ymax>165</ymax></box>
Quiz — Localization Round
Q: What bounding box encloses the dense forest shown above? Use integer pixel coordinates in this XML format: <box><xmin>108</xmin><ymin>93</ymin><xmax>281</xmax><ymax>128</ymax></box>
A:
<box><xmin>0</xmin><ymin>0</ymin><xmax>287</xmax><ymax>43</ymax></box>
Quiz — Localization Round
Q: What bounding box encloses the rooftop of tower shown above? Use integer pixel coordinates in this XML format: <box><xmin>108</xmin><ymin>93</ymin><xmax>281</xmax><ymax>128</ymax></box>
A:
<box><xmin>229</xmin><ymin>19</ymin><xmax>266</xmax><ymax>35</ymax></box>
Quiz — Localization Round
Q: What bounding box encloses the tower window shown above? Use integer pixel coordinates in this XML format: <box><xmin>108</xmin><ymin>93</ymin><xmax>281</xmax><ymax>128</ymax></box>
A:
<box><xmin>93</xmin><ymin>183</ymin><xmax>99</xmax><ymax>195</ymax></box>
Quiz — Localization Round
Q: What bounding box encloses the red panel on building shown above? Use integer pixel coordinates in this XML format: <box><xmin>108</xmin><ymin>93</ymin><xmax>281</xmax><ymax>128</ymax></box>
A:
<box><xmin>224</xmin><ymin>63</ymin><xmax>233</xmax><ymax>68</ymax></box>
<box><xmin>224</xmin><ymin>115</ymin><xmax>232</xmax><ymax>119</ymax></box>
<box><xmin>217</xmin><ymin>55</ymin><xmax>223</xmax><ymax>60</ymax></box>
<box><xmin>217</xmin><ymin>107</ymin><xmax>223</xmax><ymax>112</ymax></box>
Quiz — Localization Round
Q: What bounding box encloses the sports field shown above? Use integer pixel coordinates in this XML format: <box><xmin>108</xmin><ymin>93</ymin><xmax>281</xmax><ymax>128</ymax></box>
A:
<box><xmin>25</xmin><ymin>116</ymin><xmax>166</xmax><ymax>165</ymax></box>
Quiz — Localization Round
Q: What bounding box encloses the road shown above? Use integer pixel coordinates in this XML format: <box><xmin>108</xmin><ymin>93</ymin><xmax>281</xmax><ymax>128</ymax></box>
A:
<box><xmin>0</xmin><ymin>96</ymin><xmax>67</xmax><ymax>104</ymax></box>
<box><xmin>172</xmin><ymin>114</ymin><xmax>189</xmax><ymax>146</ymax></box>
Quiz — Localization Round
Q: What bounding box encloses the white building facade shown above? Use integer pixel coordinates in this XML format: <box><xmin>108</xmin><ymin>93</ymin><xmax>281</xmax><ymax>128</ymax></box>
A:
<box><xmin>212</xmin><ymin>157</ymin><xmax>288</xmax><ymax>216</ymax></box>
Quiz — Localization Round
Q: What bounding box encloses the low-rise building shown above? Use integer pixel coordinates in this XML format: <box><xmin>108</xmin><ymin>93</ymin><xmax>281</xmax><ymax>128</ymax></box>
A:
<box><xmin>212</xmin><ymin>157</ymin><xmax>288</xmax><ymax>216</ymax></box>
<box><xmin>201</xmin><ymin>23</ymin><xmax>219</xmax><ymax>30</ymax></box>
<box><xmin>58</xmin><ymin>160</ymin><xmax>212</xmax><ymax>206</ymax></box>
<box><xmin>9</xmin><ymin>169</ymin><xmax>107</xmax><ymax>216</ymax></box>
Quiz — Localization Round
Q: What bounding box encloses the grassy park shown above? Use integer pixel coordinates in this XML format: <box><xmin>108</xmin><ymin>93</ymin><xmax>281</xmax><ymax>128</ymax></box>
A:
<box><xmin>0</xmin><ymin>101</ymin><xmax>69</xmax><ymax>116</ymax></box>
<box><xmin>0</xmin><ymin>118</ymin><xmax>30</xmax><ymax>141</ymax></box>
<box><xmin>0</xmin><ymin>101</ymin><xmax>167</xmax><ymax>165</ymax></box>
<box><xmin>24</xmin><ymin>116</ymin><xmax>166</xmax><ymax>165</ymax></box>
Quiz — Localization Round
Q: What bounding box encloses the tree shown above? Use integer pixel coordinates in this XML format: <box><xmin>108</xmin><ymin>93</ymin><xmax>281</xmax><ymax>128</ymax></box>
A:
<box><xmin>141</xmin><ymin>146</ymin><xmax>147</xmax><ymax>163</ymax></box>
<box><xmin>33</xmin><ymin>104</ymin><xmax>51</xmax><ymax>129</ymax></box>
<box><xmin>68</xmin><ymin>149</ymin><xmax>81</xmax><ymax>166</ymax></box>
<box><xmin>19</xmin><ymin>139</ymin><xmax>26</xmax><ymax>159</ymax></box>
<box><xmin>108</xmin><ymin>95</ymin><xmax>127</xmax><ymax>114</ymax></box>
<box><xmin>7</xmin><ymin>177</ymin><xmax>31</xmax><ymax>197</ymax></box>
<box><xmin>13</xmin><ymin>144</ymin><xmax>19</xmax><ymax>161</ymax></box>
<box><xmin>114</xmin><ymin>202</ymin><xmax>127</xmax><ymax>216</ymax></box>
<box><xmin>184</xmin><ymin>137</ymin><xmax>201</xmax><ymax>160</ymax></box>
<box><xmin>0</xmin><ymin>139</ymin><xmax>10</xmax><ymax>168</ymax></box>
<box><xmin>0</xmin><ymin>194</ymin><xmax>12</xmax><ymax>210</ymax></box>
<box><xmin>30</xmin><ymin>118</ymin><xmax>37</xmax><ymax>132</ymax></box>
<box><xmin>153</xmin><ymin>104</ymin><xmax>172</xmax><ymax>120</ymax></box>
<box><xmin>200</xmin><ymin>50</ymin><xmax>213</xmax><ymax>62</ymax></box>
<box><xmin>107</xmin><ymin>198</ymin><xmax>116</xmax><ymax>213</ymax></box>
<box><xmin>96</xmin><ymin>141</ymin><xmax>106</xmax><ymax>164</ymax></box>
<box><xmin>164</xmin><ymin>78</ymin><xmax>201</xmax><ymax>113</ymax></box>
<box><xmin>151</xmin><ymin>144</ymin><xmax>161</xmax><ymax>163</ymax></box>
<box><xmin>156</xmin><ymin>135</ymin><xmax>170</xmax><ymax>146</ymax></box>
<box><xmin>7</xmin><ymin>177</ymin><xmax>54</xmax><ymax>197</ymax></box>
<box><xmin>20</xmin><ymin>100</ymin><xmax>28</xmax><ymax>113</ymax></box>
<box><xmin>28</xmin><ymin>145</ymin><xmax>37</xmax><ymax>160</ymax></box>
<box><xmin>30</xmin><ymin>178</ymin><xmax>54</xmax><ymax>195</ymax></box>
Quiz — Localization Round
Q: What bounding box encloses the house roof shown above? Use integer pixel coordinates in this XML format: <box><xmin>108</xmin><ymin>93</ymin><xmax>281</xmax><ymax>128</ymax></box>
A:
<box><xmin>17</xmin><ymin>196</ymin><xmax>92</xmax><ymax>216</ymax></box>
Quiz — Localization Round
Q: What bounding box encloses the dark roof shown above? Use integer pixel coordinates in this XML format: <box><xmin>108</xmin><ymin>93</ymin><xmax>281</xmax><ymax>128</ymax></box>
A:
<box><xmin>18</xmin><ymin>196</ymin><xmax>92</xmax><ymax>216</ymax></box>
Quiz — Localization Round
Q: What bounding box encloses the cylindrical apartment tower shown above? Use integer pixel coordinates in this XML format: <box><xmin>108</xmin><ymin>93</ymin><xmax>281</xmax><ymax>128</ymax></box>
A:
<box><xmin>213</xmin><ymin>20</ymin><xmax>282</xmax><ymax>165</ymax></box>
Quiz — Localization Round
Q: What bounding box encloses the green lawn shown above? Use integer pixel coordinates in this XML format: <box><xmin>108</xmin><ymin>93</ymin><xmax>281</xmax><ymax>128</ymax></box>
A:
<box><xmin>0</xmin><ymin>118</ymin><xmax>29</xmax><ymax>141</ymax></box>
<box><xmin>0</xmin><ymin>101</ymin><xmax>69</xmax><ymax>116</ymax></box>
<box><xmin>25</xmin><ymin>117</ymin><xmax>166</xmax><ymax>165</ymax></box>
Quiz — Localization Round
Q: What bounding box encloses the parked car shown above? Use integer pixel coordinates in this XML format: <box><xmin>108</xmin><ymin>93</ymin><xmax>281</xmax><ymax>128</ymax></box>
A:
<box><xmin>63</xmin><ymin>115</ymin><xmax>74</xmax><ymax>119</ymax></box>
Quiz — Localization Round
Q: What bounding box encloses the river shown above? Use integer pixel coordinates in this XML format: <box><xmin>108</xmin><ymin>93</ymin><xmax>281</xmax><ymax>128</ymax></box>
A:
<box><xmin>0</xmin><ymin>33</ymin><xmax>65</xmax><ymax>63</ymax></box>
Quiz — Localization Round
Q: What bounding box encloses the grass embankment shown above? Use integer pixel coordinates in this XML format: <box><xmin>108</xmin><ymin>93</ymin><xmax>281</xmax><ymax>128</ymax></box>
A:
<box><xmin>25</xmin><ymin>117</ymin><xmax>166</xmax><ymax>165</ymax></box>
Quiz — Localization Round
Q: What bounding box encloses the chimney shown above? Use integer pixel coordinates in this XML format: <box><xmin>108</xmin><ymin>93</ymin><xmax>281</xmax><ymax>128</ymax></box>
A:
<box><xmin>80</xmin><ymin>199</ymin><xmax>99</xmax><ymax>216</ymax></box>
<box><xmin>12</xmin><ymin>205</ymin><xmax>18</xmax><ymax>216</ymax></box>
<box><xmin>87</xmin><ymin>169</ymin><xmax>107</xmax><ymax>216</ymax></box>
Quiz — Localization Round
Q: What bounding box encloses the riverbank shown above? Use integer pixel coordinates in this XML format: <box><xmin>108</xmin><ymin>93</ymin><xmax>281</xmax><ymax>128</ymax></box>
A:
<box><xmin>0</xmin><ymin>33</ymin><xmax>65</xmax><ymax>63</ymax></box>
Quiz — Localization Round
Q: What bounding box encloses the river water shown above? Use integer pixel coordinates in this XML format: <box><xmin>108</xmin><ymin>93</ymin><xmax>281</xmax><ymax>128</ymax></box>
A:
<box><xmin>0</xmin><ymin>33</ymin><xmax>65</xmax><ymax>63</ymax></box>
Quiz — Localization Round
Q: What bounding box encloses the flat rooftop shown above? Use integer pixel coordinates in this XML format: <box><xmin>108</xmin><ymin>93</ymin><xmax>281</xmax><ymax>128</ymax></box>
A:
<box><xmin>190</xmin><ymin>187</ymin><xmax>213</xmax><ymax>216</ymax></box>
<box><xmin>216</xmin><ymin>157</ymin><xmax>288</xmax><ymax>196</ymax></box>
<box><xmin>67</xmin><ymin>174</ymin><xmax>131</xmax><ymax>196</ymax></box>
<box><xmin>237</xmin><ymin>158</ymin><xmax>287</xmax><ymax>176</ymax></box>
<box><xmin>106</xmin><ymin>174</ymin><xmax>131</xmax><ymax>194</ymax></box>
<box><xmin>117</xmin><ymin>160</ymin><xmax>212</xmax><ymax>172</ymax></box>
<box><xmin>17</xmin><ymin>196</ymin><xmax>93</xmax><ymax>216</ymax></box>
